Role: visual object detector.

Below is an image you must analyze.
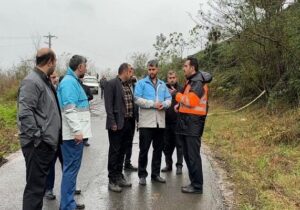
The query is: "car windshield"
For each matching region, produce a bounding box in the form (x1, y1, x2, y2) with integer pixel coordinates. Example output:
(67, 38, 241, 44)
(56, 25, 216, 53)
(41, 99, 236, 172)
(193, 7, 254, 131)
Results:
(83, 78, 98, 83)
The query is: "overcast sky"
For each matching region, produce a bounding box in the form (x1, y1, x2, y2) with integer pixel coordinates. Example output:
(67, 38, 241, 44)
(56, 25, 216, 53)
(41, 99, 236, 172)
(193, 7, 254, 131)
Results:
(0, 0, 208, 73)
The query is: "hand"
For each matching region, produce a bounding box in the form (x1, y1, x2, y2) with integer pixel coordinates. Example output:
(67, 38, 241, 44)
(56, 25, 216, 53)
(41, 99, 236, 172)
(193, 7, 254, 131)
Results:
(74, 133, 83, 144)
(174, 104, 179, 113)
(169, 86, 177, 95)
(111, 124, 117, 131)
(154, 102, 163, 110)
(158, 104, 164, 110)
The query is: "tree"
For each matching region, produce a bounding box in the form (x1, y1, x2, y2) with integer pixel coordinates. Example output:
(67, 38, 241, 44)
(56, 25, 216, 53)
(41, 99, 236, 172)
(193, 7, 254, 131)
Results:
(192, 0, 300, 107)
(130, 52, 149, 78)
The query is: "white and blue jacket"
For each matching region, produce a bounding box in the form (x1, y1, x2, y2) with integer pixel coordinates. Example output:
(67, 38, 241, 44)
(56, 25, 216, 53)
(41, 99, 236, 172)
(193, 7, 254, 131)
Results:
(57, 68, 92, 140)
(134, 76, 171, 128)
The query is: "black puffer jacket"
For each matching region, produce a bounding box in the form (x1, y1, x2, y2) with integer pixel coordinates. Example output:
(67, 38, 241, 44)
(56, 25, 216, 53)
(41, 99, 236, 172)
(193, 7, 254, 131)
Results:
(176, 71, 212, 137)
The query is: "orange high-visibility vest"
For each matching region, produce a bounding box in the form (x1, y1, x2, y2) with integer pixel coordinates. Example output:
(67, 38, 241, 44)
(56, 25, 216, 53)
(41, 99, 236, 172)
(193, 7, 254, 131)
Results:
(176, 84, 208, 116)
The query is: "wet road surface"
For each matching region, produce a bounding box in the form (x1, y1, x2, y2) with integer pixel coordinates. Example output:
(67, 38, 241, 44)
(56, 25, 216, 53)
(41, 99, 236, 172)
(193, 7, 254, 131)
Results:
(0, 96, 226, 210)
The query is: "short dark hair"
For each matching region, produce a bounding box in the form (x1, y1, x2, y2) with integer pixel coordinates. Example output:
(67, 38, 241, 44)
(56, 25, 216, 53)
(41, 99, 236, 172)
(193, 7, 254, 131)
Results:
(36, 51, 56, 66)
(118, 63, 129, 75)
(69, 55, 87, 71)
(147, 59, 159, 68)
(186, 57, 199, 72)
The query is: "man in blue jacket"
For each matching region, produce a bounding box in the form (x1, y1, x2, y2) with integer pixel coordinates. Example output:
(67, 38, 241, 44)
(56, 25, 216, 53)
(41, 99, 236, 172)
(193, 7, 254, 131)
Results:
(134, 60, 171, 185)
(57, 55, 92, 210)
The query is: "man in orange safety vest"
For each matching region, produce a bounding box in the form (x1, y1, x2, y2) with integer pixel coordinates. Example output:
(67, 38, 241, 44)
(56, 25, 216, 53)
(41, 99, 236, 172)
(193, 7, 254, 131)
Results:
(175, 57, 212, 194)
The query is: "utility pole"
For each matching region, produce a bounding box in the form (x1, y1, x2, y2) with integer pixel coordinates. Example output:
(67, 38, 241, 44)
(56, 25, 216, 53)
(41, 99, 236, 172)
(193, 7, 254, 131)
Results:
(44, 33, 57, 48)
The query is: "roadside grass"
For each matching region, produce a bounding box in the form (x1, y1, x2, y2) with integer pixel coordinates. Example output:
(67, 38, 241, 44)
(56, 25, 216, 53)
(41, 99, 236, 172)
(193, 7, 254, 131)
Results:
(204, 103, 300, 210)
(0, 102, 18, 165)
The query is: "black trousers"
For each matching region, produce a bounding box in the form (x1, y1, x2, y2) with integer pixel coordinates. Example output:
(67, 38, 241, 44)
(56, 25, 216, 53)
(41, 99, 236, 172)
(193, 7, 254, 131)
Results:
(22, 141, 56, 210)
(163, 126, 183, 167)
(124, 121, 135, 166)
(108, 118, 134, 183)
(179, 135, 203, 189)
(138, 128, 164, 178)
(101, 88, 104, 99)
(177, 120, 205, 189)
(46, 145, 63, 190)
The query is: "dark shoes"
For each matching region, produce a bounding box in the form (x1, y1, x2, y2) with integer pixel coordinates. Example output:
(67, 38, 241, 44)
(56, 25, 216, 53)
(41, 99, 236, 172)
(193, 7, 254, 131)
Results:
(75, 203, 85, 209)
(75, 189, 81, 195)
(139, 177, 146, 186)
(124, 164, 138, 172)
(161, 166, 172, 172)
(44, 189, 56, 200)
(117, 177, 132, 187)
(181, 184, 203, 194)
(151, 176, 166, 183)
(176, 167, 182, 175)
(83, 142, 90, 147)
(108, 182, 122, 192)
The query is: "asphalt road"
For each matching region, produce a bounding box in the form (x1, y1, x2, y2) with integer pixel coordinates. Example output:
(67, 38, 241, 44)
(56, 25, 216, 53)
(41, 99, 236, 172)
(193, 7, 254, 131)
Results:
(0, 96, 226, 210)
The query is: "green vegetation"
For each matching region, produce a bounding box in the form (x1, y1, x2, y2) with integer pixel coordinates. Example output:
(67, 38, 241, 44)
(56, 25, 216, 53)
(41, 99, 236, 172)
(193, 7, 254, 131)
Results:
(131, 1, 300, 209)
(0, 65, 23, 164)
(0, 103, 18, 164)
(194, 1, 300, 110)
(204, 103, 300, 209)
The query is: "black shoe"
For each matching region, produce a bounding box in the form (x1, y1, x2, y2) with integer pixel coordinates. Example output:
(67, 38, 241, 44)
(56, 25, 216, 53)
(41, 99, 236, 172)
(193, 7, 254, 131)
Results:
(124, 164, 138, 172)
(75, 189, 81, 195)
(181, 185, 203, 194)
(139, 177, 146, 186)
(161, 166, 172, 172)
(151, 176, 166, 183)
(84, 142, 90, 147)
(75, 203, 85, 209)
(117, 177, 132, 187)
(44, 189, 56, 200)
(108, 183, 122, 192)
(176, 167, 182, 175)
(181, 184, 192, 189)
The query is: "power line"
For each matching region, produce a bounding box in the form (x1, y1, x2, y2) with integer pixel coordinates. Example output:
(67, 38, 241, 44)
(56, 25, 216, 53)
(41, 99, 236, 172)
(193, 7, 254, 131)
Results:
(43, 33, 57, 48)
(0, 36, 36, 40)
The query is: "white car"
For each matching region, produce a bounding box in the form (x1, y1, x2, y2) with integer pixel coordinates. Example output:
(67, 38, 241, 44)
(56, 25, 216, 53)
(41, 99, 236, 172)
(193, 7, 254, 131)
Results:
(83, 76, 99, 94)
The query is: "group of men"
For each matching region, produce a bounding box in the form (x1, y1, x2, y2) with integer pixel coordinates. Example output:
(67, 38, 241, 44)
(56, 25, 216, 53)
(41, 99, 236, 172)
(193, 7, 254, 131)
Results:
(103, 58, 212, 195)
(18, 48, 91, 210)
(17, 47, 212, 210)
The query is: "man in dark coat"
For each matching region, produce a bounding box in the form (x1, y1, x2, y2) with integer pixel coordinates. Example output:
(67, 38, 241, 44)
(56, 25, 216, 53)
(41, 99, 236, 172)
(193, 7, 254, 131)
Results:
(100, 76, 107, 99)
(104, 63, 135, 192)
(175, 57, 212, 194)
(161, 70, 183, 175)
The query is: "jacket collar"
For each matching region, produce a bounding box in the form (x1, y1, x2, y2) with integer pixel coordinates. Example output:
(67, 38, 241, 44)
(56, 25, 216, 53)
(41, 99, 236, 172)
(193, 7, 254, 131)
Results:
(188, 72, 204, 82)
(34, 67, 49, 83)
(145, 75, 162, 85)
(66, 67, 79, 81)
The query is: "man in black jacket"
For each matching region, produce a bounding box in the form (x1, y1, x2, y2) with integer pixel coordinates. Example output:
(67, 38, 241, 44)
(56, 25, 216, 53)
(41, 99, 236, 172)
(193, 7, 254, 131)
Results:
(175, 57, 212, 194)
(104, 63, 135, 192)
(100, 76, 107, 99)
(161, 70, 183, 175)
(18, 48, 62, 210)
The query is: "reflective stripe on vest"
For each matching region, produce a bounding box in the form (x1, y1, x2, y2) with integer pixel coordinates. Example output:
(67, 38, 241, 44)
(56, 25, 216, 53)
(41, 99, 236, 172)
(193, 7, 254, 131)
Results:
(179, 84, 208, 116)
